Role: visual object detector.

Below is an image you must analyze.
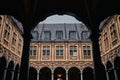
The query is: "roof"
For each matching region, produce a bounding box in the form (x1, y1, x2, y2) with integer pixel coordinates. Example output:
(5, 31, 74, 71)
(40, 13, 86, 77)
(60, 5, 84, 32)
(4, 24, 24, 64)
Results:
(31, 23, 91, 42)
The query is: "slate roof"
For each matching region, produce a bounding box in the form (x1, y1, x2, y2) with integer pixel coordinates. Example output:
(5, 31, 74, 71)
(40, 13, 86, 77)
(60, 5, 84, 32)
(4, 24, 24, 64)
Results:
(31, 23, 91, 42)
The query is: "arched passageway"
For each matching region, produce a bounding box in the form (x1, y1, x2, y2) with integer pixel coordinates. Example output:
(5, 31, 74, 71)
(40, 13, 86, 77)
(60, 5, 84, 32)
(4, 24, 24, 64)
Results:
(0, 56, 7, 80)
(13, 64, 20, 80)
(83, 67, 94, 80)
(54, 67, 66, 80)
(5, 61, 14, 80)
(114, 56, 120, 80)
(68, 67, 81, 80)
(29, 67, 37, 80)
(39, 67, 52, 80)
(106, 61, 115, 80)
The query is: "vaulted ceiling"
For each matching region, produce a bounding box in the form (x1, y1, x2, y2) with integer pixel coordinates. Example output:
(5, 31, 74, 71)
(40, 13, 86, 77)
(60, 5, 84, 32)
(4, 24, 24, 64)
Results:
(0, 0, 120, 32)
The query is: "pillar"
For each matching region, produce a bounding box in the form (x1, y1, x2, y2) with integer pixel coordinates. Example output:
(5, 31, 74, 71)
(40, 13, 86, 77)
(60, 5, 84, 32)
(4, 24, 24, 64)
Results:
(3, 67, 7, 80)
(90, 29, 107, 80)
(66, 70, 68, 80)
(37, 70, 39, 80)
(19, 28, 32, 80)
(81, 70, 83, 80)
(52, 70, 54, 80)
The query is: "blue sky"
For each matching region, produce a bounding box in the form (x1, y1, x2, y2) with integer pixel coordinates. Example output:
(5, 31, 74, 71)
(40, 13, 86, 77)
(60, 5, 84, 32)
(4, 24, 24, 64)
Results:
(40, 15, 81, 24)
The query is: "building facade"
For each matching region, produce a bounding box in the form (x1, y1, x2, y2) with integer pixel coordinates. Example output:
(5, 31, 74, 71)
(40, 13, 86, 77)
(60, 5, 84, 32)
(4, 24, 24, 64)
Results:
(29, 23, 94, 80)
(1, 14, 120, 80)
(99, 15, 120, 80)
(0, 15, 23, 80)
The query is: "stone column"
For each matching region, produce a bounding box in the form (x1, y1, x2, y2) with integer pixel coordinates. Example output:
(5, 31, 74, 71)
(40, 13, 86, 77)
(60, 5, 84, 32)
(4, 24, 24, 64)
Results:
(3, 67, 7, 80)
(113, 68, 118, 80)
(52, 70, 54, 80)
(66, 70, 68, 80)
(37, 70, 39, 80)
(11, 69, 15, 80)
(81, 70, 83, 80)
(90, 29, 107, 80)
(19, 28, 32, 80)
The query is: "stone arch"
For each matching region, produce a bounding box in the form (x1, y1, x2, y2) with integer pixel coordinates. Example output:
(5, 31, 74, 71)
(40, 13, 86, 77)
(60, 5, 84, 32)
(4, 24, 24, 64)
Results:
(54, 67, 66, 80)
(106, 60, 115, 80)
(39, 67, 52, 80)
(0, 56, 7, 80)
(13, 64, 20, 80)
(114, 56, 120, 80)
(5, 60, 14, 80)
(29, 67, 37, 80)
(83, 67, 94, 80)
(68, 67, 81, 80)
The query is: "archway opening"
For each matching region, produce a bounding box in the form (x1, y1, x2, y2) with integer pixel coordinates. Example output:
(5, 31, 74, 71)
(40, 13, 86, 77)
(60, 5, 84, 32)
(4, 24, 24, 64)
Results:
(54, 67, 66, 80)
(83, 67, 94, 80)
(114, 56, 120, 80)
(39, 67, 52, 80)
(0, 56, 7, 80)
(29, 67, 37, 80)
(5, 61, 14, 80)
(68, 67, 81, 80)
(106, 61, 115, 80)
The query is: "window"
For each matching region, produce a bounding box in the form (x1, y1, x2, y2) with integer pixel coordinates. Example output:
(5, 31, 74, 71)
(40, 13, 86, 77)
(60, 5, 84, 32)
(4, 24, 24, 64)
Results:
(12, 32, 17, 46)
(32, 31, 39, 40)
(56, 31, 63, 40)
(44, 31, 51, 40)
(43, 46, 50, 56)
(110, 24, 117, 46)
(104, 32, 109, 50)
(56, 46, 63, 56)
(4, 24, 11, 40)
(81, 31, 89, 40)
(83, 46, 91, 58)
(29, 46, 37, 56)
(69, 46, 77, 56)
(69, 31, 76, 40)
(18, 39, 22, 55)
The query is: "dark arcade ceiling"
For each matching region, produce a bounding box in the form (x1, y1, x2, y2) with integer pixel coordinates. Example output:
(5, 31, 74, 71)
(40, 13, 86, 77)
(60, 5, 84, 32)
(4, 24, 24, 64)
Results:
(0, 0, 120, 32)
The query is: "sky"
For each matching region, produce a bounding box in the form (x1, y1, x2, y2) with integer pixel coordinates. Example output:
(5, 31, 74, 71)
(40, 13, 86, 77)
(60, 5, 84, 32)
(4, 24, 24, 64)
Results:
(40, 15, 81, 24)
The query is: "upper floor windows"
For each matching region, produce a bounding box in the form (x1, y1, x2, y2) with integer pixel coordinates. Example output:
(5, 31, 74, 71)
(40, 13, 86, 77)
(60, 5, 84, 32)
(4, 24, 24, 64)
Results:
(83, 46, 91, 59)
(104, 32, 109, 50)
(29, 46, 37, 56)
(56, 46, 63, 56)
(110, 24, 117, 46)
(56, 31, 63, 40)
(81, 31, 89, 40)
(42, 46, 50, 56)
(12, 32, 17, 46)
(4, 24, 11, 40)
(69, 31, 76, 40)
(69, 46, 77, 56)
(44, 31, 51, 40)
(32, 31, 39, 40)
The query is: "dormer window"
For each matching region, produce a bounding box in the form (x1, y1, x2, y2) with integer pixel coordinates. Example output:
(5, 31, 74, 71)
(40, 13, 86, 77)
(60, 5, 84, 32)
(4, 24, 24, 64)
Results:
(56, 31, 63, 40)
(44, 31, 51, 40)
(69, 31, 76, 40)
(81, 31, 89, 40)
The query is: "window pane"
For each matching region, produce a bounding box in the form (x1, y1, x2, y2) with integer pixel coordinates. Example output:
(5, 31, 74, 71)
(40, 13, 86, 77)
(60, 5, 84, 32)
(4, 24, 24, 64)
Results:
(44, 31, 51, 40)
(56, 31, 63, 40)
(69, 31, 76, 39)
